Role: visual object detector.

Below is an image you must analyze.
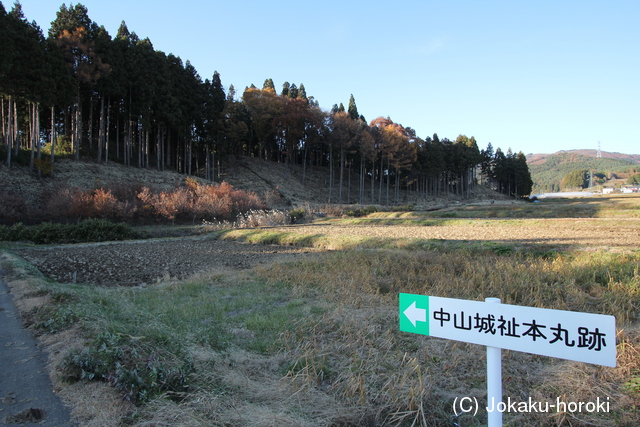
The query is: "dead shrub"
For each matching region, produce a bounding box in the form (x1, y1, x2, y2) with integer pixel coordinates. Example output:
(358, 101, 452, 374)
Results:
(231, 187, 266, 213)
(0, 188, 28, 224)
(54, 188, 126, 220)
(109, 181, 144, 202)
(183, 178, 265, 222)
(91, 189, 123, 218)
(45, 187, 75, 220)
(189, 192, 232, 221)
(67, 188, 94, 219)
(138, 187, 190, 224)
(264, 186, 285, 207)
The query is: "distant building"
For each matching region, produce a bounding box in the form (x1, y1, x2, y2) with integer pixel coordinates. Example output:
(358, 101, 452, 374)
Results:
(602, 188, 617, 194)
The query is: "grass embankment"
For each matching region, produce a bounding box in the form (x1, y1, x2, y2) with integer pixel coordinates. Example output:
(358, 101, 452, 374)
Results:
(2, 195, 640, 426)
(335, 194, 640, 221)
(5, 247, 639, 426)
(0, 219, 141, 244)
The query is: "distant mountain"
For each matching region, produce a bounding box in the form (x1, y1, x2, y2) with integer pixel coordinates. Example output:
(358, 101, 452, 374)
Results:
(527, 150, 640, 165)
(526, 150, 640, 193)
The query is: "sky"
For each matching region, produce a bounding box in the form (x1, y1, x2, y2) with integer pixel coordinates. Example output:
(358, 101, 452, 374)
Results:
(13, 0, 640, 156)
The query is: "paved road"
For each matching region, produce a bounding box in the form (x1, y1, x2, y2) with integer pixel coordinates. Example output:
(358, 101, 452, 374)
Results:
(0, 270, 73, 426)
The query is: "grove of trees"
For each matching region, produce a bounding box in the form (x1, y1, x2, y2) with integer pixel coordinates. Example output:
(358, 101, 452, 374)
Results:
(1, 2, 533, 204)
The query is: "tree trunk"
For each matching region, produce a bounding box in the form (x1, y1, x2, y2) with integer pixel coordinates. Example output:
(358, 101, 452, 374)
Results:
(6, 96, 13, 167)
(50, 106, 56, 163)
(35, 104, 41, 176)
(160, 127, 165, 171)
(395, 166, 400, 205)
(166, 131, 171, 170)
(1, 97, 4, 149)
(144, 129, 149, 169)
(97, 96, 105, 163)
(386, 158, 390, 206)
(116, 114, 120, 161)
(183, 138, 187, 174)
(13, 98, 19, 157)
(328, 143, 334, 203)
(212, 148, 216, 182)
(347, 161, 351, 204)
(302, 145, 307, 186)
(74, 95, 82, 161)
(205, 144, 210, 180)
(188, 138, 192, 175)
(89, 96, 94, 152)
(157, 126, 162, 171)
(339, 146, 345, 204)
(29, 102, 35, 172)
(105, 98, 110, 164)
(359, 157, 364, 204)
(124, 119, 130, 166)
(137, 121, 142, 167)
(371, 161, 375, 204)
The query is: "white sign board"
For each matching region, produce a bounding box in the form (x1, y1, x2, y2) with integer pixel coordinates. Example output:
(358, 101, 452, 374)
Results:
(399, 293, 616, 367)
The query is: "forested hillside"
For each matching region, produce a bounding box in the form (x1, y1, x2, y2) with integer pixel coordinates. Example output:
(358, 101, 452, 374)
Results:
(528, 151, 640, 193)
(1, 2, 533, 207)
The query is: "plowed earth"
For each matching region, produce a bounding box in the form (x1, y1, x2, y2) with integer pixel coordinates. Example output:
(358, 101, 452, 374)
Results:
(15, 238, 314, 286)
(14, 218, 640, 287)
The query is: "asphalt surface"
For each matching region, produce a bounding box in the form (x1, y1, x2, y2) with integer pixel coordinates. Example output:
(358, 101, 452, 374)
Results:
(0, 270, 73, 426)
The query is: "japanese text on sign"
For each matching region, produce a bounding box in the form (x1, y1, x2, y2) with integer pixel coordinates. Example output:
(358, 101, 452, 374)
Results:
(432, 307, 608, 351)
(399, 294, 616, 367)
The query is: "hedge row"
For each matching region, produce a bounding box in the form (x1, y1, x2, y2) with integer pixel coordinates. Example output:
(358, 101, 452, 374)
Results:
(0, 219, 141, 244)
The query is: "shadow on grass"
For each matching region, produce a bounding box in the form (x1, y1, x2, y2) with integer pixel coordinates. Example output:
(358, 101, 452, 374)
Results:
(217, 228, 569, 258)
(352, 196, 640, 221)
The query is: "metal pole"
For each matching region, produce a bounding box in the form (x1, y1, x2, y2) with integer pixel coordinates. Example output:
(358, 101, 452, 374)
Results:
(486, 297, 502, 427)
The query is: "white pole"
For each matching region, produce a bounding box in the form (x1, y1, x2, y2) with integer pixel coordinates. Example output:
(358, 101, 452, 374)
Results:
(486, 297, 502, 427)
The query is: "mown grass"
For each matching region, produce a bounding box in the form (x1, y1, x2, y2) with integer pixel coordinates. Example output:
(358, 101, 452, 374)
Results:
(335, 195, 640, 221)
(217, 227, 570, 258)
(3, 195, 640, 426)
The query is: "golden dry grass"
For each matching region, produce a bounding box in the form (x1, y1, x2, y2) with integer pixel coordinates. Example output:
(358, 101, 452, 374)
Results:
(2, 195, 640, 426)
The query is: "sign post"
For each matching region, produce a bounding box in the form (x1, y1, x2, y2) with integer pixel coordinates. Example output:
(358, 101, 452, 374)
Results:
(399, 293, 616, 426)
(485, 298, 502, 427)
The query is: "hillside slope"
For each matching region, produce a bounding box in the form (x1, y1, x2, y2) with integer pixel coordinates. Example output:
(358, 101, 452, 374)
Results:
(0, 156, 509, 224)
(527, 149, 640, 165)
(527, 150, 640, 192)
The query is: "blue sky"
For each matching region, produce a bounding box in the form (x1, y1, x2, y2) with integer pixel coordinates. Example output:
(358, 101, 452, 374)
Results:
(15, 0, 640, 156)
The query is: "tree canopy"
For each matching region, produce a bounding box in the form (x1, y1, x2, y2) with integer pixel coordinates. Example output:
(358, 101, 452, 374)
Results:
(0, 1, 533, 201)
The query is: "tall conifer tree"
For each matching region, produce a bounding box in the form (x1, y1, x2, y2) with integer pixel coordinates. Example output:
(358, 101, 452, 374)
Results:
(281, 81, 290, 97)
(347, 94, 359, 120)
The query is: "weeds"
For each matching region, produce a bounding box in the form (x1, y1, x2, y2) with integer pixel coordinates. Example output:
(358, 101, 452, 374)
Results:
(0, 219, 140, 244)
(255, 249, 640, 425)
(4, 196, 640, 426)
(200, 209, 291, 231)
(33, 306, 78, 334)
(60, 331, 192, 404)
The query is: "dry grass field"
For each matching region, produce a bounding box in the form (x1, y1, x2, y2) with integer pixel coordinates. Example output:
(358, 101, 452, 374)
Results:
(1, 195, 639, 426)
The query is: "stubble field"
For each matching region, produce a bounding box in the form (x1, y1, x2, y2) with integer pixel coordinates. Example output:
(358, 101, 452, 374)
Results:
(14, 214, 640, 287)
(2, 195, 640, 426)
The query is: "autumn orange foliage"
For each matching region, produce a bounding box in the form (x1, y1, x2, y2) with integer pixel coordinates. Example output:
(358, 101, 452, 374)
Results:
(138, 178, 266, 223)
(20, 179, 267, 225)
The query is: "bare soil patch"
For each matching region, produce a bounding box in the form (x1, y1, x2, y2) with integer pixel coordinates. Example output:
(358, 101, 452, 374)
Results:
(14, 238, 315, 286)
(13, 216, 640, 287)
